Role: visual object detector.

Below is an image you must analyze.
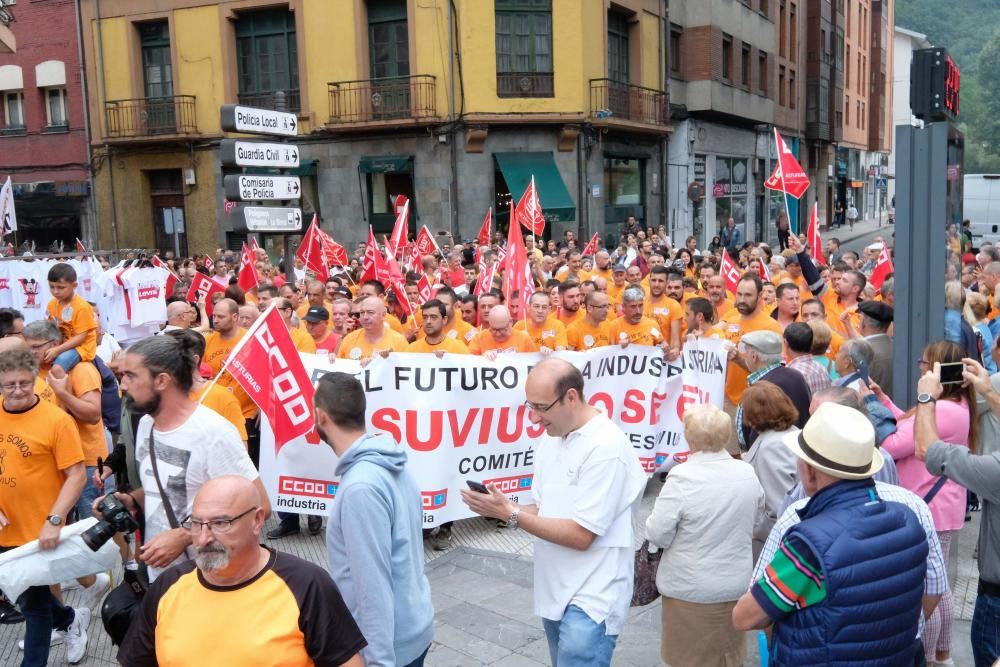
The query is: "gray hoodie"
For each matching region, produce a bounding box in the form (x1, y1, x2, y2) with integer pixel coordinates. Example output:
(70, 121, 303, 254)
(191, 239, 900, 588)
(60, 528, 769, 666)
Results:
(325, 432, 434, 667)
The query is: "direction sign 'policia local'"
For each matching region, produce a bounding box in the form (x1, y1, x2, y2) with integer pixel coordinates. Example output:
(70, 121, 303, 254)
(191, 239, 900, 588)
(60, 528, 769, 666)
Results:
(220, 104, 298, 137)
(220, 139, 300, 169)
(224, 175, 301, 201)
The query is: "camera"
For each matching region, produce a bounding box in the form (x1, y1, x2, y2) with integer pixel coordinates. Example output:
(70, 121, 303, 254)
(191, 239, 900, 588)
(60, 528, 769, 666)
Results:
(81, 495, 139, 552)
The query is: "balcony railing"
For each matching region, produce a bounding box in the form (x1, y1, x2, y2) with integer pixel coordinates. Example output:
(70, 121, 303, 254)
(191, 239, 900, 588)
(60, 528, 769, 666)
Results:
(589, 79, 669, 126)
(104, 95, 197, 139)
(237, 89, 300, 113)
(328, 75, 437, 125)
(497, 72, 554, 98)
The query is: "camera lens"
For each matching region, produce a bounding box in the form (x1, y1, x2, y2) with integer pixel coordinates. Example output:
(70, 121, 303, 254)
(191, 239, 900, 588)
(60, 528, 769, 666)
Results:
(81, 520, 116, 552)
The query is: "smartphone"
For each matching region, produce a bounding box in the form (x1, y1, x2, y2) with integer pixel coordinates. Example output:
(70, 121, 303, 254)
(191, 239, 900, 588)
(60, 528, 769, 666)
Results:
(466, 480, 489, 494)
(940, 362, 965, 384)
(857, 359, 870, 387)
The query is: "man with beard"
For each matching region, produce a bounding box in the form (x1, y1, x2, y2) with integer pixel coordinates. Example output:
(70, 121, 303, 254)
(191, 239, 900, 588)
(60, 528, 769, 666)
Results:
(716, 274, 783, 406)
(95, 336, 267, 582)
(557, 280, 584, 327)
(117, 476, 365, 667)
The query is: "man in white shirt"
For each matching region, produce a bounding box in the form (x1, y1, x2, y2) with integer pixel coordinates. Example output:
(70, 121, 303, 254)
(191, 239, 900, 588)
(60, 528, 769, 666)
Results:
(461, 358, 646, 667)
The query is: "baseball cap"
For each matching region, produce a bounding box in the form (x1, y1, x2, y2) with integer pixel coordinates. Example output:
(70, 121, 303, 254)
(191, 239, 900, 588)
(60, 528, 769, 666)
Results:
(304, 306, 330, 322)
(612, 263, 627, 272)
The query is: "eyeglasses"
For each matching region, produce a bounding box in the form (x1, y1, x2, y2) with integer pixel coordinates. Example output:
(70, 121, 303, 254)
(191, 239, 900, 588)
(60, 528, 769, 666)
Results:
(917, 358, 929, 367)
(0, 380, 33, 392)
(525, 388, 570, 413)
(587, 303, 610, 310)
(180, 507, 259, 534)
(27, 341, 52, 351)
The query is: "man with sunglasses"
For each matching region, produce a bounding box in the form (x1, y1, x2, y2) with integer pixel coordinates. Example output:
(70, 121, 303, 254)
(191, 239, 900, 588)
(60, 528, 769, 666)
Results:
(118, 476, 365, 666)
(461, 359, 646, 667)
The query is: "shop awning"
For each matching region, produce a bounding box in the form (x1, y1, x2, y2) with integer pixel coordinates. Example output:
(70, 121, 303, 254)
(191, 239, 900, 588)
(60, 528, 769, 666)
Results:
(359, 155, 412, 173)
(494, 151, 576, 223)
(850, 180, 865, 188)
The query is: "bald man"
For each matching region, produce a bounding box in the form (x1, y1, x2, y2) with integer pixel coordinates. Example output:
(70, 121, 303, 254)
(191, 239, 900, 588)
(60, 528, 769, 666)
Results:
(118, 477, 366, 667)
(237, 303, 259, 330)
(336, 296, 408, 363)
(461, 359, 645, 667)
(164, 301, 192, 331)
(467, 305, 538, 357)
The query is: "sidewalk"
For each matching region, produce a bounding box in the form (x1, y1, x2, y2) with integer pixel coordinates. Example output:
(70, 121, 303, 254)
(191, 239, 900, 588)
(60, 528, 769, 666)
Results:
(822, 213, 893, 247)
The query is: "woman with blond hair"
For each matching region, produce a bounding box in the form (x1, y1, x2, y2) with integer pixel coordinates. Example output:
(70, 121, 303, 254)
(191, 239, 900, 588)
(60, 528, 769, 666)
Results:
(965, 291, 997, 372)
(645, 404, 764, 667)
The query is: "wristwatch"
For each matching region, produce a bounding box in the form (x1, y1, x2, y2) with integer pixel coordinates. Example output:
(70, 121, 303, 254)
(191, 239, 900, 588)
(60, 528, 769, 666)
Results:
(508, 509, 520, 529)
(917, 393, 937, 405)
(46, 514, 63, 526)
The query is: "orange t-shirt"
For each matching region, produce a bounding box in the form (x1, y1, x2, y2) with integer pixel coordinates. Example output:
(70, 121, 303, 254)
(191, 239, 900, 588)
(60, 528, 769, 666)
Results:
(0, 397, 84, 546)
(557, 309, 584, 328)
(608, 316, 664, 347)
(716, 308, 784, 404)
(566, 318, 611, 351)
(46, 294, 98, 362)
(419, 316, 476, 345)
(644, 295, 683, 342)
(406, 336, 470, 354)
(711, 294, 736, 320)
(467, 329, 538, 355)
(821, 290, 861, 336)
(337, 327, 409, 362)
(39, 363, 105, 467)
(289, 326, 317, 353)
(204, 328, 257, 419)
(514, 317, 568, 350)
(192, 383, 249, 442)
(607, 282, 628, 307)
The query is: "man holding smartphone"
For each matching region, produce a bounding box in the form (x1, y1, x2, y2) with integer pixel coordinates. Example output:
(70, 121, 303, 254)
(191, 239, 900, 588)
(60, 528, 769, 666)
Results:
(461, 358, 646, 667)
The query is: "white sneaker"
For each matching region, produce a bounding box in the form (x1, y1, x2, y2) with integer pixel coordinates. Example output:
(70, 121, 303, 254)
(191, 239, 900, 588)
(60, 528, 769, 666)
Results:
(63, 607, 90, 664)
(16, 630, 65, 650)
(77, 572, 111, 611)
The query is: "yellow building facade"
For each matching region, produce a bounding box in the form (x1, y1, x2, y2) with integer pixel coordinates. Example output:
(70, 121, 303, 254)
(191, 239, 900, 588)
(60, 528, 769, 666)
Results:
(81, 0, 671, 254)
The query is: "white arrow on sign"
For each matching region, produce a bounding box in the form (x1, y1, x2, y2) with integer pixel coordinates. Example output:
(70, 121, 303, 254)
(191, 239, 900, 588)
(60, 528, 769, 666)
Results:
(224, 175, 300, 201)
(220, 139, 300, 168)
(244, 207, 303, 232)
(220, 104, 298, 137)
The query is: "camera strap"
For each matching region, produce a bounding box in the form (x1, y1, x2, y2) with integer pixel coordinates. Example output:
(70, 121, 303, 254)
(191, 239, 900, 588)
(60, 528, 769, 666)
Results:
(148, 428, 181, 531)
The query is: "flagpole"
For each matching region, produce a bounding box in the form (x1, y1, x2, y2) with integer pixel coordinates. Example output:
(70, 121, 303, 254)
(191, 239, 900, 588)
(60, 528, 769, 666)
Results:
(198, 303, 277, 404)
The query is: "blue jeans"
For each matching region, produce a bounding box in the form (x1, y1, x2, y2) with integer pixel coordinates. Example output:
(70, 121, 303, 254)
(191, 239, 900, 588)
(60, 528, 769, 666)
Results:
(972, 591, 1000, 667)
(542, 604, 618, 667)
(52, 348, 81, 373)
(74, 466, 100, 522)
(17, 585, 74, 667)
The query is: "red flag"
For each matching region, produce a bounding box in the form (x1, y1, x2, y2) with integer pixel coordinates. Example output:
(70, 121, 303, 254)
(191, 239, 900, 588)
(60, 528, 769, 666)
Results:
(758, 258, 772, 283)
(475, 260, 499, 296)
(387, 197, 409, 258)
(807, 202, 826, 266)
(295, 215, 329, 282)
(186, 271, 226, 315)
(152, 255, 179, 297)
(514, 176, 546, 236)
(223, 307, 316, 454)
(75, 238, 87, 253)
(316, 229, 348, 267)
(250, 237, 261, 252)
(237, 243, 261, 291)
(414, 225, 439, 257)
(503, 202, 534, 318)
(720, 250, 742, 296)
(416, 274, 433, 304)
(476, 209, 492, 248)
(203, 255, 215, 270)
(405, 241, 422, 274)
(764, 129, 811, 199)
(581, 232, 600, 257)
(869, 244, 894, 290)
(359, 226, 380, 283)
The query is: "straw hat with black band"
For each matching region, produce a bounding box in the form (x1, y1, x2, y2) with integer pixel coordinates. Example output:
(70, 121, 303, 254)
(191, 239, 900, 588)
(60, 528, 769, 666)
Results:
(782, 402, 883, 480)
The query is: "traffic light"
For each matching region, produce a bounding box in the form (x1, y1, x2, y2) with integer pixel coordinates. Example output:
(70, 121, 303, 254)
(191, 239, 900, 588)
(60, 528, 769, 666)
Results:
(911, 48, 960, 123)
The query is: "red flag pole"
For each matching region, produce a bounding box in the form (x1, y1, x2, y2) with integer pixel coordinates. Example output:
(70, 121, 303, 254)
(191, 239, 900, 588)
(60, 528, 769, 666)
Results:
(197, 303, 279, 403)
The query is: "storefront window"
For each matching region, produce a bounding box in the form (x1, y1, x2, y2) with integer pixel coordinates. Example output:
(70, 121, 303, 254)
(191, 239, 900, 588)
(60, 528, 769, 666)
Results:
(604, 158, 643, 206)
(713, 157, 749, 233)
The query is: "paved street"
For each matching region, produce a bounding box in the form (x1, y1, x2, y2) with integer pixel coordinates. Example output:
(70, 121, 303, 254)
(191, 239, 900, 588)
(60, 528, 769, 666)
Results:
(2, 471, 980, 666)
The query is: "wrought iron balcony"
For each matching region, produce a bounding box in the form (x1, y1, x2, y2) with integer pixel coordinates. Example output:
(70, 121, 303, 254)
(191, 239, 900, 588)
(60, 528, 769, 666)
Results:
(237, 89, 300, 113)
(104, 95, 197, 139)
(589, 79, 669, 127)
(327, 75, 437, 125)
(497, 72, 554, 98)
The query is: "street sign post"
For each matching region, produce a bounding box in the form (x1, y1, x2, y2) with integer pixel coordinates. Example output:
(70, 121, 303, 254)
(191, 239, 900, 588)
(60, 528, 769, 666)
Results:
(220, 139, 300, 169)
(244, 207, 303, 232)
(224, 175, 301, 201)
(220, 104, 298, 137)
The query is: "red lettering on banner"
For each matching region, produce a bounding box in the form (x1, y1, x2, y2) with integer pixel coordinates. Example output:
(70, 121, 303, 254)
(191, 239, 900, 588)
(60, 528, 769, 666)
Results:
(372, 406, 543, 450)
(477, 407, 494, 444)
(372, 409, 401, 442)
(483, 474, 533, 494)
(278, 475, 338, 498)
(589, 392, 613, 414)
(448, 409, 479, 447)
(406, 409, 442, 452)
(638, 457, 657, 472)
(620, 389, 645, 424)
(496, 406, 527, 443)
(137, 285, 159, 301)
(0, 278, 10, 290)
(676, 384, 708, 421)
(650, 392, 666, 426)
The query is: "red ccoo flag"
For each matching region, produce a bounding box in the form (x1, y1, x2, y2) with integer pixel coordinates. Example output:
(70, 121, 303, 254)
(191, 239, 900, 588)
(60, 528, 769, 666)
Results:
(219, 306, 316, 455)
(249, 236, 261, 252)
(295, 215, 329, 282)
(720, 250, 743, 296)
(386, 197, 409, 258)
(416, 274, 433, 304)
(413, 224, 440, 258)
(869, 243, 894, 290)
(359, 226, 380, 283)
(581, 232, 600, 257)
(237, 243, 261, 291)
(514, 176, 546, 236)
(758, 257, 772, 283)
(807, 203, 825, 266)
(186, 271, 226, 316)
(476, 209, 493, 248)
(503, 202, 534, 318)
(764, 129, 811, 199)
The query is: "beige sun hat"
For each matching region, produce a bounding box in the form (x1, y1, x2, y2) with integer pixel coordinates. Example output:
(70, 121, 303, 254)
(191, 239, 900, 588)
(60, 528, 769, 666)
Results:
(782, 402, 883, 480)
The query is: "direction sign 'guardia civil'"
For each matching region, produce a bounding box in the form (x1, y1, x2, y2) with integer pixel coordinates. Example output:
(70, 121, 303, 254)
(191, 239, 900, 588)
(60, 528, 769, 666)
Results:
(224, 174, 301, 202)
(244, 206, 303, 232)
(220, 104, 298, 137)
(220, 139, 300, 169)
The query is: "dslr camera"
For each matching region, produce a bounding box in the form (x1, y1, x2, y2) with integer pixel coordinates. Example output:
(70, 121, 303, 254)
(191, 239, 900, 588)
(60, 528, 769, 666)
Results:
(82, 495, 139, 552)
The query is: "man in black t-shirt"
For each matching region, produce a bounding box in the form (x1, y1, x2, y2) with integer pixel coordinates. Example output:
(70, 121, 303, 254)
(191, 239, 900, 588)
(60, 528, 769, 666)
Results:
(118, 476, 366, 666)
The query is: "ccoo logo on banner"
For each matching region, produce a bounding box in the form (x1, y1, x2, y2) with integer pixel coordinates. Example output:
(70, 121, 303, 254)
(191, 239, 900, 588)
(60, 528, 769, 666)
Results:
(259, 337, 728, 525)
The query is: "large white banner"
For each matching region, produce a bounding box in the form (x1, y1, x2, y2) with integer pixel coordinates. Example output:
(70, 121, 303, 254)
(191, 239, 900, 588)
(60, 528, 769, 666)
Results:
(260, 338, 728, 526)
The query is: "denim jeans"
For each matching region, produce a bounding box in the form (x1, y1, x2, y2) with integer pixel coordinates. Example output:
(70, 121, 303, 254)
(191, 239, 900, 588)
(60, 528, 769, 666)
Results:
(74, 466, 100, 522)
(542, 604, 618, 667)
(17, 585, 74, 667)
(971, 591, 1000, 667)
(52, 348, 81, 373)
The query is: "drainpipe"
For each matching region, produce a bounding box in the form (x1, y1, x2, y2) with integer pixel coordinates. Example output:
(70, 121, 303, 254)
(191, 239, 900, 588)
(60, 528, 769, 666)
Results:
(75, 0, 99, 249)
(447, 0, 458, 238)
(94, 0, 120, 252)
(662, 0, 671, 240)
(577, 132, 586, 240)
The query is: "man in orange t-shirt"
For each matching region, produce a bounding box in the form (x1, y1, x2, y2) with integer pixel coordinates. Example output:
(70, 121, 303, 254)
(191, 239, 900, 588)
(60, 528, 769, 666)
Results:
(705, 274, 736, 320)
(337, 297, 409, 362)
(468, 306, 537, 357)
(556, 280, 584, 328)
(204, 299, 259, 462)
(643, 267, 682, 356)
(407, 299, 470, 355)
(608, 286, 666, 348)
(567, 292, 612, 351)
(715, 273, 783, 405)
(515, 292, 568, 352)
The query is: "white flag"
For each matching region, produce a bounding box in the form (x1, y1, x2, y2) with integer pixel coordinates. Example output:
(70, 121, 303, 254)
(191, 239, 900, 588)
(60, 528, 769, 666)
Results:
(0, 176, 17, 236)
